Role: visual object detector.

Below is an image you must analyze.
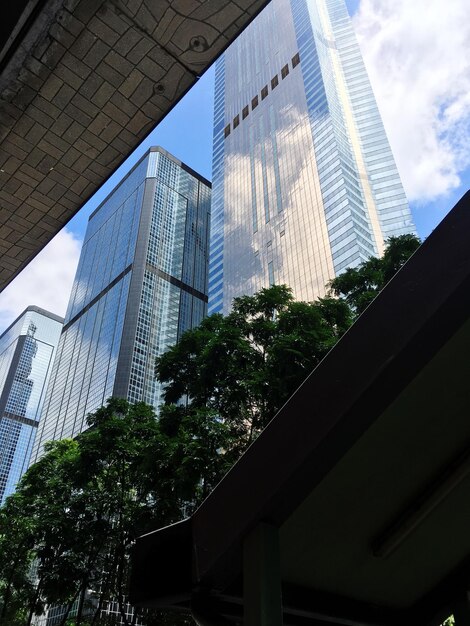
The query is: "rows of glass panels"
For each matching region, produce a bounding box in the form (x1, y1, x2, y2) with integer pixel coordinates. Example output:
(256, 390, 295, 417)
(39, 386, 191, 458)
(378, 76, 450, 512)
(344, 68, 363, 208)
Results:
(209, 0, 415, 316)
(294, 0, 381, 272)
(31, 274, 130, 463)
(65, 160, 145, 324)
(0, 310, 62, 503)
(208, 57, 227, 314)
(324, 0, 414, 237)
(210, 0, 337, 314)
(33, 151, 211, 463)
(129, 152, 210, 409)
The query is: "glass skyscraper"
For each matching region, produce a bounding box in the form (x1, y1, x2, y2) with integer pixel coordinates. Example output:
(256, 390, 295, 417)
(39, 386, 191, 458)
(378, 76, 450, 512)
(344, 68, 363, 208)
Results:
(0, 306, 63, 505)
(31, 147, 211, 464)
(209, 0, 416, 314)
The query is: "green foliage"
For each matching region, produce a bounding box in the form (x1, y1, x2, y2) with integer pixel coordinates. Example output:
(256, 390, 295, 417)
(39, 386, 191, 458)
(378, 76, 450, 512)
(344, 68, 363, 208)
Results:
(156, 284, 353, 452)
(1, 235, 420, 625)
(0, 493, 39, 623)
(0, 399, 203, 626)
(156, 235, 420, 486)
(328, 234, 421, 314)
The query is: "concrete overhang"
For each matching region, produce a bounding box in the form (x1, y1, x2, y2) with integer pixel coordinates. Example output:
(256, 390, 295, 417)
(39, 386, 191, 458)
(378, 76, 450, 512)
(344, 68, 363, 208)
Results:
(0, 0, 271, 291)
(130, 191, 470, 625)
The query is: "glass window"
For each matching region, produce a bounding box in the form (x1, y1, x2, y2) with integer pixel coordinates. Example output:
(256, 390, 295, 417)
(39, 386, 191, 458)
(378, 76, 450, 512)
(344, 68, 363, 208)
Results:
(242, 105, 249, 119)
(224, 124, 231, 138)
(261, 85, 268, 100)
(268, 261, 274, 285)
(233, 114, 240, 129)
(281, 64, 289, 79)
(251, 95, 259, 110)
(292, 52, 300, 68)
(271, 74, 279, 90)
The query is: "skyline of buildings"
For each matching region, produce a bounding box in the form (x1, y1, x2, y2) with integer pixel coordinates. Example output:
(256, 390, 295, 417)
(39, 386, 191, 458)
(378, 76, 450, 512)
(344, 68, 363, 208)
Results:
(0, 306, 63, 505)
(0, 3, 467, 625)
(1, 0, 468, 339)
(31, 147, 211, 465)
(208, 0, 416, 315)
(2, 0, 419, 495)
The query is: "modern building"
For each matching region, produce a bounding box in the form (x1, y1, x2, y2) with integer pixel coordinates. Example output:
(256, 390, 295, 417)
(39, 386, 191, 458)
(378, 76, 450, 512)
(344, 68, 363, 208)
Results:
(209, 0, 416, 315)
(31, 147, 211, 465)
(0, 306, 63, 505)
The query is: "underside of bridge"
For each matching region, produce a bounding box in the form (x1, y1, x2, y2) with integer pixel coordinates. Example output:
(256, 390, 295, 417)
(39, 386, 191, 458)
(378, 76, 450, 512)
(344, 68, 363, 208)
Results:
(0, 0, 270, 291)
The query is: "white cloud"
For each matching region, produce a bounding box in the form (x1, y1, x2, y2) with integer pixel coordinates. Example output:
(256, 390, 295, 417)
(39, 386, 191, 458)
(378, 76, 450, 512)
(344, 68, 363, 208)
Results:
(0, 228, 82, 333)
(353, 0, 470, 202)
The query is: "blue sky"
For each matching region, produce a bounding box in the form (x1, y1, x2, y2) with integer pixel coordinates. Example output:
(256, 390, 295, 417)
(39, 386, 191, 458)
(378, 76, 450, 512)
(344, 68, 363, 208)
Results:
(1, 0, 469, 331)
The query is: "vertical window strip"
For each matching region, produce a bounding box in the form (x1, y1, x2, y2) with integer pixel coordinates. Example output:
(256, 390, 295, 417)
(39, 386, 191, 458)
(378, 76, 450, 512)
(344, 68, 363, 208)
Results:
(249, 125, 258, 233)
(259, 117, 270, 224)
(269, 105, 283, 214)
(268, 261, 275, 286)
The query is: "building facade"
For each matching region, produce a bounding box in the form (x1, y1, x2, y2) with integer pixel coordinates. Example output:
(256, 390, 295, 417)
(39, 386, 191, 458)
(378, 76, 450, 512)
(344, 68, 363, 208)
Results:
(209, 0, 416, 314)
(0, 307, 63, 505)
(31, 147, 211, 465)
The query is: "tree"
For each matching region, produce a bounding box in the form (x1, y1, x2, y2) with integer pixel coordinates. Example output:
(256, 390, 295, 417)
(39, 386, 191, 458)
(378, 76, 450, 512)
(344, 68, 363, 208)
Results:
(328, 234, 421, 314)
(157, 235, 420, 471)
(75, 399, 167, 625)
(1, 235, 421, 625)
(0, 493, 39, 624)
(156, 284, 353, 463)
(0, 400, 195, 626)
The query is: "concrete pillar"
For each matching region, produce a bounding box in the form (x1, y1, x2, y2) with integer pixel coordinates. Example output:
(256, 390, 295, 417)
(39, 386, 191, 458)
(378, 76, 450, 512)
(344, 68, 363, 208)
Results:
(243, 522, 283, 626)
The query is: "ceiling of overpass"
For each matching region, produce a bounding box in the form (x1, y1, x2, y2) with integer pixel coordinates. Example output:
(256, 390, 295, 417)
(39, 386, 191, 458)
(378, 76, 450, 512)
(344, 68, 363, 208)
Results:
(0, 0, 270, 292)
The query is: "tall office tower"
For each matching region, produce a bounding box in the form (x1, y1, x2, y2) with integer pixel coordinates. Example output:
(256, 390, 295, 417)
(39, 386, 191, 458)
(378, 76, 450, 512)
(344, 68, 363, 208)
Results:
(0, 307, 62, 505)
(209, 0, 416, 314)
(31, 147, 210, 465)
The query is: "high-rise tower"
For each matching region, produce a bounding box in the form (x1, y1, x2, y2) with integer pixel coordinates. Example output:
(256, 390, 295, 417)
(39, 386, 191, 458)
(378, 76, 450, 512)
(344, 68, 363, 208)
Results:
(209, 0, 415, 314)
(31, 147, 211, 464)
(0, 306, 62, 504)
